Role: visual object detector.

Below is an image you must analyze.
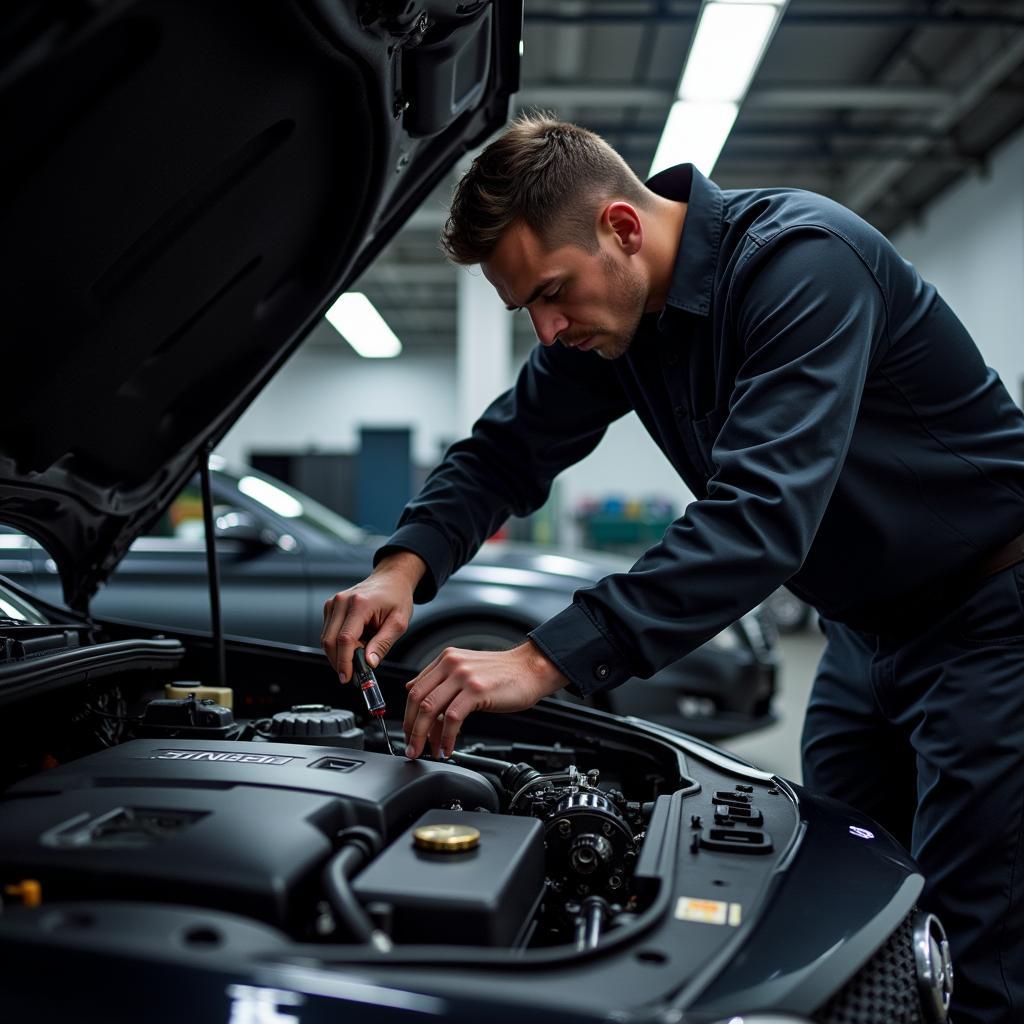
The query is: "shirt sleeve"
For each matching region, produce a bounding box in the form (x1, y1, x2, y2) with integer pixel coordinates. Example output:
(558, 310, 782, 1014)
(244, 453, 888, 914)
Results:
(530, 227, 890, 696)
(374, 338, 632, 603)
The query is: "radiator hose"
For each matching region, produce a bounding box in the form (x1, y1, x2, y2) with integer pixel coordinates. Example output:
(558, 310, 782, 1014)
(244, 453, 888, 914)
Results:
(322, 826, 390, 950)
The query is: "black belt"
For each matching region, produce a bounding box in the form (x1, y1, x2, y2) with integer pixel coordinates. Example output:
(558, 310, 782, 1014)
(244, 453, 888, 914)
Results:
(976, 530, 1024, 582)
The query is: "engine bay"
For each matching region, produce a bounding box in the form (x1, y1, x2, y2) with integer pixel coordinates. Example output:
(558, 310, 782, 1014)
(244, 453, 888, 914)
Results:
(6, 628, 911, 1024)
(0, 685, 695, 955)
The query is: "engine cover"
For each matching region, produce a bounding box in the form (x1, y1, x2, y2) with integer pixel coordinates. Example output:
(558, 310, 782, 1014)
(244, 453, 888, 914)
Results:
(0, 740, 498, 931)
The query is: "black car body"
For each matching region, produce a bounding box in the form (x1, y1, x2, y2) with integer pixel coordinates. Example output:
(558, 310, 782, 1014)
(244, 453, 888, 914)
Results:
(2, 460, 778, 738)
(0, 3, 950, 1022)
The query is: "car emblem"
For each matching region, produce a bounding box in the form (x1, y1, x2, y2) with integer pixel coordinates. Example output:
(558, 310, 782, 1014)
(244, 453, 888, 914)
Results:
(848, 826, 874, 839)
(913, 911, 954, 1022)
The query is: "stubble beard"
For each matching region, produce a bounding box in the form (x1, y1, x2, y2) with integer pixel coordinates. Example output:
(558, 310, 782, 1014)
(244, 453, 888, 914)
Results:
(593, 253, 647, 360)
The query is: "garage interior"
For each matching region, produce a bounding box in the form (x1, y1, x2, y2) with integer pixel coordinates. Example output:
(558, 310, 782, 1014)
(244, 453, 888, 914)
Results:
(210, 0, 1024, 777)
(4, 3, 1024, 1020)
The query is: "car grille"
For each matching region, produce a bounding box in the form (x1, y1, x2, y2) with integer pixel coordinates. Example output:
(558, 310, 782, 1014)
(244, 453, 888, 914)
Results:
(814, 912, 923, 1024)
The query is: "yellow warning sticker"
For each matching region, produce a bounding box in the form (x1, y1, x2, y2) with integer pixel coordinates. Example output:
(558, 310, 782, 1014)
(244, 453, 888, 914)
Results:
(675, 897, 742, 926)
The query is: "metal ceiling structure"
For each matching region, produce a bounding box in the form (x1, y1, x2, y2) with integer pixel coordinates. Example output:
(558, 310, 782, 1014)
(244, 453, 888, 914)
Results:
(332, 0, 1024, 357)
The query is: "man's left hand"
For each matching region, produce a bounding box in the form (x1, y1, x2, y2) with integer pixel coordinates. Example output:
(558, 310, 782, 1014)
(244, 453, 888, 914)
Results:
(403, 641, 568, 759)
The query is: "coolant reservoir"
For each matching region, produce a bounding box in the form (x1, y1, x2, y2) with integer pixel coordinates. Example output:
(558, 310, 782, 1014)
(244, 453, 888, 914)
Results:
(165, 682, 233, 709)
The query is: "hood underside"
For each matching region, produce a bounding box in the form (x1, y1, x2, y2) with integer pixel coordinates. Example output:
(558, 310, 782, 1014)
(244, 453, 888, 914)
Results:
(0, 0, 521, 611)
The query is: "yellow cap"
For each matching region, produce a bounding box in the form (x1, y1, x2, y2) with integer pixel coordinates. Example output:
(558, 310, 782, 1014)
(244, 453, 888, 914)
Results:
(413, 823, 481, 853)
(4, 880, 42, 907)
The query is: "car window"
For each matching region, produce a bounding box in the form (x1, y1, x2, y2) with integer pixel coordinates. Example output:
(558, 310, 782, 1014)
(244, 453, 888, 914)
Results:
(0, 581, 48, 624)
(139, 464, 367, 546)
(218, 466, 367, 545)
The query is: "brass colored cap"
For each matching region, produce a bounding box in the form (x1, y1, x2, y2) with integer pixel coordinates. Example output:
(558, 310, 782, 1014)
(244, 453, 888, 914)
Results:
(413, 823, 481, 853)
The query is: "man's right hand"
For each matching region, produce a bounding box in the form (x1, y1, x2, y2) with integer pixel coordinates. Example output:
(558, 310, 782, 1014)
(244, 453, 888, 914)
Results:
(321, 551, 426, 683)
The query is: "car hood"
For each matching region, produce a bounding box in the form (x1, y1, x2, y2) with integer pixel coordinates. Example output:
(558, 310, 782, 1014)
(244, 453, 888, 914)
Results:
(0, 0, 521, 612)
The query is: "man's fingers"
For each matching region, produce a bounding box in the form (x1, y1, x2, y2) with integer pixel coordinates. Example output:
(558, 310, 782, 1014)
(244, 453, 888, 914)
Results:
(406, 649, 445, 689)
(334, 597, 373, 683)
(406, 677, 461, 758)
(364, 611, 408, 669)
(427, 717, 445, 760)
(438, 693, 472, 759)
(320, 597, 351, 673)
(402, 653, 448, 736)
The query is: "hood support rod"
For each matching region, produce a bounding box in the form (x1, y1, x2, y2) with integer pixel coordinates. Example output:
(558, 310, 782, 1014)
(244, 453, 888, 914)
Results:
(199, 447, 226, 687)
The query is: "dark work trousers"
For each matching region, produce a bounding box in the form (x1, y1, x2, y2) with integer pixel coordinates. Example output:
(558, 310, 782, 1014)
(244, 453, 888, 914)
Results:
(801, 563, 1024, 1024)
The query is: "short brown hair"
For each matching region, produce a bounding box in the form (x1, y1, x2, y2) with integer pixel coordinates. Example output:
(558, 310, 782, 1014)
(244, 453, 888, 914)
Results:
(441, 112, 650, 265)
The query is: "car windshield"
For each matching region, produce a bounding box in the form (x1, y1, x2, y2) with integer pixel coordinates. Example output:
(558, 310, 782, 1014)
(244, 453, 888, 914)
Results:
(0, 581, 48, 625)
(211, 458, 367, 545)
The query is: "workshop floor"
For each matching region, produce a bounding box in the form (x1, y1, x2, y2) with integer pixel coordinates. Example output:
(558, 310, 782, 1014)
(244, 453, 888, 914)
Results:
(721, 627, 827, 783)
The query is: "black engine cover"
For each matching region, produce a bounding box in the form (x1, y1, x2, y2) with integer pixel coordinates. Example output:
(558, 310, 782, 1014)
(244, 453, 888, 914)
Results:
(0, 740, 498, 931)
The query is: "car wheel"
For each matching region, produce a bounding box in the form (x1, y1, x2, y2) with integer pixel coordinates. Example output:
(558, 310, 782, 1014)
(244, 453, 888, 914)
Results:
(400, 620, 529, 669)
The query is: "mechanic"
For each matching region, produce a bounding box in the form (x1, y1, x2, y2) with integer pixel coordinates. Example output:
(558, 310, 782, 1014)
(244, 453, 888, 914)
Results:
(321, 113, 1024, 1024)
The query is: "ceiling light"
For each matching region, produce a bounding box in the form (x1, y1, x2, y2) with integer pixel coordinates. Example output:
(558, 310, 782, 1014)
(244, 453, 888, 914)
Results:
(650, 0, 787, 177)
(325, 292, 403, 358)
(679, 2, 779, 102)
(650, 100, 739, 177)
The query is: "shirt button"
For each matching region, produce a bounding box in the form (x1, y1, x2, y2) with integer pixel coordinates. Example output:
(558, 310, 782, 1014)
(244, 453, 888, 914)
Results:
(664, 351, 678, 366)
(594, 663, 610, 681)
(674, 404, 688, 418)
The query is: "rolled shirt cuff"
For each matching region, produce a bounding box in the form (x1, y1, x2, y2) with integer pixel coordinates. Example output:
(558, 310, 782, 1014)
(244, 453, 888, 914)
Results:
(528, 601, 633, 698)
(374, 522, 455, 604)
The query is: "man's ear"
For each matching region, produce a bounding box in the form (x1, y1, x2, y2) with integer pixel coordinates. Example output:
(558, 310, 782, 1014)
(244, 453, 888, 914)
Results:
(601, 201, 643, 255)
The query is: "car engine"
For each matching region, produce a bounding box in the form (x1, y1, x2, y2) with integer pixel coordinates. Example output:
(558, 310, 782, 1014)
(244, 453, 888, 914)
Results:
(0, 694, 659, 952)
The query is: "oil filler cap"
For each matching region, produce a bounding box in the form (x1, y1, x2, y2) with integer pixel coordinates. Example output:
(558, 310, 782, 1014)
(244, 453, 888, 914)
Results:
(413, 824, 481, 853)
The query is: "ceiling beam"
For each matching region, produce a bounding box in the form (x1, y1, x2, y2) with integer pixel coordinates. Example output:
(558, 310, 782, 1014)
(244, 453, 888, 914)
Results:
(842, 31, 1024, 213)
(518, 84, 957, 111)
(744, 86, 957, 110)
(524, 7, 1024, 28)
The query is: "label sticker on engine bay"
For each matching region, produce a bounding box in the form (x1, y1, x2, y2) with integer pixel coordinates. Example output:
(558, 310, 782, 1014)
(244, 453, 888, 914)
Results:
(149, 749, 301, 766)
(675, 897, 743, 927)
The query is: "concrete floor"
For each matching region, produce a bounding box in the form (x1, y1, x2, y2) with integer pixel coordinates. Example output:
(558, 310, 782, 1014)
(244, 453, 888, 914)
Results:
(720, 627, 827, 783)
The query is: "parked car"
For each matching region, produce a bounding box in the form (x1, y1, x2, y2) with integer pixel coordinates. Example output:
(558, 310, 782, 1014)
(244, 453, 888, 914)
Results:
(2, 460, 778, 739)
(0, 2, 951, 1023)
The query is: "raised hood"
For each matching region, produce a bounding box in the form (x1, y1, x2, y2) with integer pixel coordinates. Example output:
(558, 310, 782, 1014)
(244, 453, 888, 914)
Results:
(0, 0, 521, 611)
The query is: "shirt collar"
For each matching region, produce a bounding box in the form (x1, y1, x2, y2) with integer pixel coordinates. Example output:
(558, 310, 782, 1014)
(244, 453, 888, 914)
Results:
(644, 163, 724, 320)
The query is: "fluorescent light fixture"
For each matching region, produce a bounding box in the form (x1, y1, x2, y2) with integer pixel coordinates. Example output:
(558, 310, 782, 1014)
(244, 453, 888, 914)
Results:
(679, 2, 779, 102)
(650, 100, 739, 177)
(325, 292, 402, 358)
(650, 0, 787, 177)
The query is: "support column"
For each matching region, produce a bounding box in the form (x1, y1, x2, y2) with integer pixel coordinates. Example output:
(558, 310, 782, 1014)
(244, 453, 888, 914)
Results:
(456, 267, 513, 437)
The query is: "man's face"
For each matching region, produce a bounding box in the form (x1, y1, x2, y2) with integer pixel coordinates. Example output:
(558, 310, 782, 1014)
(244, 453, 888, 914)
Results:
(481, 220, 648, 360)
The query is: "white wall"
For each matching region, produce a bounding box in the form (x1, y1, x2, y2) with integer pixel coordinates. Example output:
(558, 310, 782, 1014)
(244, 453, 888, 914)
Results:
(218, 343, 458, 468)
(892, 127, 1024, 407)
(221, 337, 693, 547)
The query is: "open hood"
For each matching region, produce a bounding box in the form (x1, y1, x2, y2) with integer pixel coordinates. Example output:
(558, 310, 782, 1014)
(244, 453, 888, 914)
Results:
(0, 0, 521, 612)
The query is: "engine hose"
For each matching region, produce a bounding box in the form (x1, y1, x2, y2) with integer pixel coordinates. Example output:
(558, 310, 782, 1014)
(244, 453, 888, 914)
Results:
(321, 827, 390, 950)
(574, 896, 611, 952)
(446, 751, 543, 806)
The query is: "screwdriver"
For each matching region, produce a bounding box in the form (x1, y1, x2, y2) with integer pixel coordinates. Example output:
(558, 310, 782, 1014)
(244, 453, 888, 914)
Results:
(353, 648, 397, 756)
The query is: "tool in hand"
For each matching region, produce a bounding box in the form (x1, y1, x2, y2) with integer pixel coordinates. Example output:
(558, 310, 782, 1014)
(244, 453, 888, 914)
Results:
(353, 648, 397, 756)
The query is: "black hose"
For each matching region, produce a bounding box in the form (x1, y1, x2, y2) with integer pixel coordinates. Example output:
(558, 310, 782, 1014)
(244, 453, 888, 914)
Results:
(321, 827, 387, 947)
(446, 752, 542, 806)
(447, 750, 515, 776)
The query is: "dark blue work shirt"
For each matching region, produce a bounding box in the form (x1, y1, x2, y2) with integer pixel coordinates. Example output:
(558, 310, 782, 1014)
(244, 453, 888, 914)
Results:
(378, 164, 1024, 697)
